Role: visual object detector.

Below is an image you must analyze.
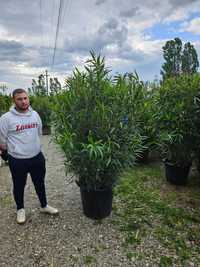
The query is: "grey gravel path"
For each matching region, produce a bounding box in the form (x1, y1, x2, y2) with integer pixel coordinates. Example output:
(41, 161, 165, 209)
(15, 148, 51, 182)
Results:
(0, 136, 134, 267)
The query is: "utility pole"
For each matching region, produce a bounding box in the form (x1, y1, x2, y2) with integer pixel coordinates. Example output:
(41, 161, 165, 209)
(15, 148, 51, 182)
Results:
(45, 69, 49, 95)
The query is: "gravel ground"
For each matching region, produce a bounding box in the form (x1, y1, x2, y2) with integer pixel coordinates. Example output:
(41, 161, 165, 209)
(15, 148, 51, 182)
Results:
(0, 136, 134, 267)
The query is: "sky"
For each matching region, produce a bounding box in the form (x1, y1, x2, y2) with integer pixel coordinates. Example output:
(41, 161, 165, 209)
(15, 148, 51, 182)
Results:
(0, 0, 200, 92)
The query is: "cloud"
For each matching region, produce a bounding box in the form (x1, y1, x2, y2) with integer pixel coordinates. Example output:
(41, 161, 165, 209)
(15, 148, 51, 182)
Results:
(100, 18, 118, 30)
(98, 19, 128, 47)
(181, 18, 200, 35)
(163, 1, 200, 23)
(62, 18, 128, 56)
(95, 0, 107, 6)
(120, 7, 139, 18)
(0, 0, 200, 90)
(169, 0, 198, 7)
(0, 40, 28, 62)
(0, 1, 41, 36)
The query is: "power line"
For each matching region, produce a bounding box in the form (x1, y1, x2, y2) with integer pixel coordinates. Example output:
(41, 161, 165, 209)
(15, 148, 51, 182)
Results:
(51, 0, 63, 69)
(39, 0, 44, 48)
(49, 0, 56, 67)
(60, 0, 71, 29)
(52, 0, 71, 70)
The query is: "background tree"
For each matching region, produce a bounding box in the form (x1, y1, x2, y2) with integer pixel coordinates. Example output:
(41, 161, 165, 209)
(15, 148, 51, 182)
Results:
(182, 42, 199, 74)
(161, 37, 199, 80)
(29, 74, 47, 96)
(49, 77, 62, 95)
(0, 84, 8, 95)
(161, 37, 182, 80)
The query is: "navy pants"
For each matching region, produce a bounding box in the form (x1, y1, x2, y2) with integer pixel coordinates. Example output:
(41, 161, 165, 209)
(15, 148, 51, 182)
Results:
(8, 152, 47, 210)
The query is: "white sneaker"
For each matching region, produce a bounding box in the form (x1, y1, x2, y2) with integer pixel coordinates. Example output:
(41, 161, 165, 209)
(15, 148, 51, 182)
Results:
(17, 208, 26, 224)
(41, 205, 59, 215)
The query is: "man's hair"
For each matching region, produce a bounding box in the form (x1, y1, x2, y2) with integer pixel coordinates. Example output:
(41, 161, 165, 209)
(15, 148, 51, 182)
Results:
(12, 88, 27, 98)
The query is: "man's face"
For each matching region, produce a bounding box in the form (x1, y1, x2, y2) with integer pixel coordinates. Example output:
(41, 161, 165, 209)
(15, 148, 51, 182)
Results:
(13, 92, 30, 111)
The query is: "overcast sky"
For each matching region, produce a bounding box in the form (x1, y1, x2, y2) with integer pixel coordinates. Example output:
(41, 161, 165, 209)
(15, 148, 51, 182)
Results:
(0, 0, 200, 92)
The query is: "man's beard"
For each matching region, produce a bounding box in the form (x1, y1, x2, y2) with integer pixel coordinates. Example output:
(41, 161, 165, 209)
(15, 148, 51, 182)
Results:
(15, 104, 29, 111)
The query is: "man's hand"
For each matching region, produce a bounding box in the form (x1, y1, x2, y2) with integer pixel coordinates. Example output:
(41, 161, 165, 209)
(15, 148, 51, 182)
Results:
(0, 144, 7, 151)
(0, 149, 8, 161)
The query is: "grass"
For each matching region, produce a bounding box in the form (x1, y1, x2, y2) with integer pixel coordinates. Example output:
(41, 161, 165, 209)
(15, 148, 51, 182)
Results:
(0, 194, 12, 208)
(83, 255, 97, 265)
(113, 161, 200, 266)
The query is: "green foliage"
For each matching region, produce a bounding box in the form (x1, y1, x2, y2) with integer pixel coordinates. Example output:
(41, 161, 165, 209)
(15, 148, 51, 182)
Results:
(114, 73, 157, 152)
(154, 74, 200, 166)
(30, 96, 52, 127)
(52, 52, 144, 190)
(0, 94, 12, 116)
(190, 76, 200, 166)
(161, 37, 199, 80)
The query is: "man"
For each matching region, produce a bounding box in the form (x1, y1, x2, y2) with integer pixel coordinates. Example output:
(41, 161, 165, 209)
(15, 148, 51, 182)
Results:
(0, 88, 58, 224)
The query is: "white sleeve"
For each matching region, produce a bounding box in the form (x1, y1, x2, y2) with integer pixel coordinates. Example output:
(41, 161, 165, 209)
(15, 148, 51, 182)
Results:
(35, 112, 43, 136)
(0, 115, 8, 145)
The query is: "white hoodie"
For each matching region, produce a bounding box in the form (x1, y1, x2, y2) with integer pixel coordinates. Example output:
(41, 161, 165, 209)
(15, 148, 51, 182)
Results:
(0, 106, 42, 159)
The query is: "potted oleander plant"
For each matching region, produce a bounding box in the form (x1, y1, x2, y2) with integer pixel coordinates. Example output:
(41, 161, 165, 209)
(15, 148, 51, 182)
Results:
(30, 96, 52, 135)
(52, 52, 144, 219)
(0, 94, 12, 116)
(154, 74, 199, 185)
(0, 94, 11, 162)
(188, 74, 200, 174)
(132, 78, 157, 163)
(114, 73, 157, 163)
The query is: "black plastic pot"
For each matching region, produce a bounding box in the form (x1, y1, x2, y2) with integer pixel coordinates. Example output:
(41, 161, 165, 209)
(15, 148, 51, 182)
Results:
(136, 149, 149, 164)
(80, 187, 113, 220)
(197, 158, 200, 174)
(42, 126, 51, 135)
(164, 161, 191, 185)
